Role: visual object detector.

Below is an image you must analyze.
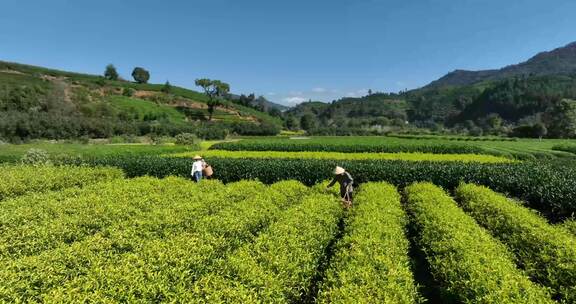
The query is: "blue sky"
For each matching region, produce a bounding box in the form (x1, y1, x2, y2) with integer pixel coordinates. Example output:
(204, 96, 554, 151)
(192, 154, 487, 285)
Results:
(1, 0, 575, 106)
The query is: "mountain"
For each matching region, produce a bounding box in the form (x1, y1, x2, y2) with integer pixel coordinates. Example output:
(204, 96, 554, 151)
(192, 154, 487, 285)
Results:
(228, 93, 288, 112)
(283, 41, 576, 137)
(427, 41, 576, 88)
(0, 60, 281, 141)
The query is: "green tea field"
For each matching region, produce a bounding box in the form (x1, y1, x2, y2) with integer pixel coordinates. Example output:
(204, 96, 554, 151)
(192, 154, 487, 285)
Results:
(1, 136, 576, 303)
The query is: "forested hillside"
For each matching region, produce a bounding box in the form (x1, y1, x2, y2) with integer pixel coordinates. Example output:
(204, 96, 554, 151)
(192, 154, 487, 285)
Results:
(285, 42, 576, 138)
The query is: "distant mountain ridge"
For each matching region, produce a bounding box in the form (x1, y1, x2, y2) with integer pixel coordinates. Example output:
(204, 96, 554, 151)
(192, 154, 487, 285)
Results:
(427, 41, 576, 88)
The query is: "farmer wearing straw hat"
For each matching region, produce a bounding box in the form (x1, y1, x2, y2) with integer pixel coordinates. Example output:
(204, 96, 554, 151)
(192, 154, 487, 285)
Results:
(327, 166, 354, 207)
(191, 155, 206, 183)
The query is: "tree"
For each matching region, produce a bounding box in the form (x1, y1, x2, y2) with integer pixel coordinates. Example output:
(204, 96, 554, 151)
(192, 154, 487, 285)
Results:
(300, 114, 317, 131)
(238, 94, 255, 107)
(195, 78, 230, 121)
(161, 81, 172, 93)
(104, 64, 119, 80)
(534, 122, 547, 140)
(544, 99, 576, 138)
(511, 123, 547, 139)
(486, 113, 503, 130)
(268, 107, 282, 118)
(284, 116, 299, 130)
(256, 98, 266, 112)
(131, 67, 150, 84)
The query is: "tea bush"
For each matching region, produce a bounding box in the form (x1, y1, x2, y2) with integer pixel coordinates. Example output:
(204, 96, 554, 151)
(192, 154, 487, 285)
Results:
(66, 156, 576, 220)
(318, 182, 421, 304)
(189, 192, 343, 303)
(211, 138, 486, 154)
(0, 164, 123, 201)
(0, 179, 310, 302)
(456, 183, 576, 302)
(405, 182, 553, 303)
(172, 150, 513, 163)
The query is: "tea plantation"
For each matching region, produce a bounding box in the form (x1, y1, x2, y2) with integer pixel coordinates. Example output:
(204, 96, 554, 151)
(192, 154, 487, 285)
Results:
(1, 136, 576, 303)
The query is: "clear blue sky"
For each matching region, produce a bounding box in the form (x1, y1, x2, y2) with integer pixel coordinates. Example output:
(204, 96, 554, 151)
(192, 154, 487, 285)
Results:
(1, 0, 575, 106)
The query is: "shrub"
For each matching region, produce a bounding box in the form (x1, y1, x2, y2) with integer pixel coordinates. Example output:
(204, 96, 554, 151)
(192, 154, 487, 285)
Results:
(109, 136, 125, 144)
(318, 183, 422, 303)
(21, 148, 50, 165)
(456, 183, 576, 302)
(122, 87, 135, 97)
(174, 132, 199, 146)
(405, 182, 553, 303)
(149, 134, 172, 145)
(196, 124, 228, 140)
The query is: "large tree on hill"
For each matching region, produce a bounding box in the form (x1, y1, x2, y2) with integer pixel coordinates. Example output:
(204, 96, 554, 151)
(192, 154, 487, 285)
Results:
(104, 64, 119, 80)
(131, 67, 150, 84)
(195, 78, 230, 121)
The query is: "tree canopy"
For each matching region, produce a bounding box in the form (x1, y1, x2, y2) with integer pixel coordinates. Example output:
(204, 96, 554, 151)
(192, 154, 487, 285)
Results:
(131, 67, 150, 84)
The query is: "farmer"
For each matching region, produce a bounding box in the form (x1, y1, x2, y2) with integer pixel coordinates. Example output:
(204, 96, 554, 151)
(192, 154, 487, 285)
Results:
(191, 155, 206, 183)
(327, 166, 354, 207)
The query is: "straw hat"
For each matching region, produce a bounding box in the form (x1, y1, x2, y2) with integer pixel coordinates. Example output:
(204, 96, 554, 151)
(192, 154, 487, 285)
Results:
(193, 155, 202, 160)
(334, 166, 345, 175)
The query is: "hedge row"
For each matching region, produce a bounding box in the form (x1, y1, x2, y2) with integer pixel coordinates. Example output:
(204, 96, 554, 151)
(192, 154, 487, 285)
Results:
(0, 164, 123, 201)
(405, 182, 554, 303)
(67, 156, 576, 220)
(210, 139, 488, 155)
(456, 184, 576, 302)
(0, 180, 305, 302)
(189, 192, 343, 303)
(388, 134, 518, 142)
(172, 150, 512, 163)
(552, 144, 576, 155)
(318, 182, 421, 304)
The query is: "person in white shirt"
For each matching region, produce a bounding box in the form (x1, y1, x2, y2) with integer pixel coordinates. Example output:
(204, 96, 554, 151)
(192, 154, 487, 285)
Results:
(191, 155, 206, 183)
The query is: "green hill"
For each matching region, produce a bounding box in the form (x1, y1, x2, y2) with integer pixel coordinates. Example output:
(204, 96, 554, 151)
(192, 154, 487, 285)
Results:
(0, 61, 281, 142)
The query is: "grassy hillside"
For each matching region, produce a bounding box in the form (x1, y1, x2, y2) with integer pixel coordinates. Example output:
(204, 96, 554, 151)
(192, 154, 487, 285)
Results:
(0, 60, 281, 142)
(109, 96, 187, 124)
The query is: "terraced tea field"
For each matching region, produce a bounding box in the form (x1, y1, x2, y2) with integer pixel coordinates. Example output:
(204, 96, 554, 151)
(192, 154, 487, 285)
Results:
(1, 165, 574, 303)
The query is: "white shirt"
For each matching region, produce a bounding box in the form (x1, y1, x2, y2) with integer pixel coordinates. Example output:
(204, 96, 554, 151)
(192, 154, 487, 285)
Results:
(191, 160, 204, 174)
